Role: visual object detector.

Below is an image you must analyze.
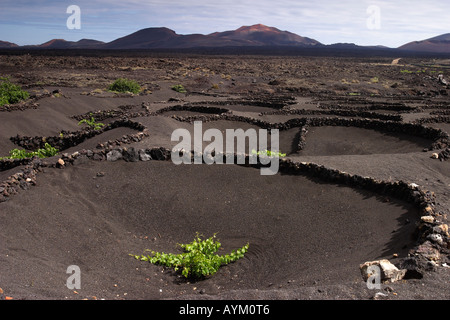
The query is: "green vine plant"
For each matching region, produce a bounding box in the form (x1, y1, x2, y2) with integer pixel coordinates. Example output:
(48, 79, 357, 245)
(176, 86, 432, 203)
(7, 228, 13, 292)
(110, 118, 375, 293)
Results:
(78, 116, 105, 131)
(0, 143, 59, 160)
(108, 78, 141, 94)
(171, 84, 187, 93)
(251, 149, 286, 157)
(131, 233, 249, 279)
(0, 77, 30, 106)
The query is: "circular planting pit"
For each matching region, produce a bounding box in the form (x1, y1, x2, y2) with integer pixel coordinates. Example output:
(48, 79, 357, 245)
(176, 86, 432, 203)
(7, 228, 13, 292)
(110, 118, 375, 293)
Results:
(162, 114, 448, 157)
(0, 160, 420, 299)
(297, 126, 434, 156)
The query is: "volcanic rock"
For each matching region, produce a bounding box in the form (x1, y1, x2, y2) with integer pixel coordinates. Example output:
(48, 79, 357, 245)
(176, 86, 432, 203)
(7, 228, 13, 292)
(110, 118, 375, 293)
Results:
(138, 149, 152, 161)
(106, 149, 123, 162)
(360, 259, 407, 283)
(122, 147, 139, 162)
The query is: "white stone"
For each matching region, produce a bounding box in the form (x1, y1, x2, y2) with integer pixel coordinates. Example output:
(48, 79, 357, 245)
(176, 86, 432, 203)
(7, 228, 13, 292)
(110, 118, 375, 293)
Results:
(428, 233, 444, 245)
(360, 259, 406, 283)
(421, 215, 434, 223)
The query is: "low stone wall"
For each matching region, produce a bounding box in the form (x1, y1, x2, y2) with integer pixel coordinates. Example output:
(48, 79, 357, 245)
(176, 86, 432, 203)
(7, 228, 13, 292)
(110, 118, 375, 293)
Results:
(430, 110, 450, 115)
(149, 104, 230, 116)
(414, 115, 450, 125)
(438, 148, 450, 161)
(419, 103, 450, 110)
(318, 101, 417, 112)
(189, 94, 297, 109)
(0, 101, 39, 112)
(0, 158, 32, 172)
(10, 119, 147, 152)
(260, 108, 403, 121)
(72, 109, 126, 122)
(0, 160, 39, 201)
(171, 113, 276, 129)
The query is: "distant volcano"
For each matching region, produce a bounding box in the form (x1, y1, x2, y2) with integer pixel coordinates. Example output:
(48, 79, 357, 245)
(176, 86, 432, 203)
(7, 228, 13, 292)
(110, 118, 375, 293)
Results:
(18, 38, 105, 49)
(0, 41, 18, 48)
(399, 33, 450, 53)
(206, 24, 321, 47)
(101, 24, 322, 49)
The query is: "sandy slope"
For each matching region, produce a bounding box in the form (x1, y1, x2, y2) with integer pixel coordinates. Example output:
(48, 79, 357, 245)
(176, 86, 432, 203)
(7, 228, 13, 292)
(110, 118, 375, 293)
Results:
(0, 160, 420, 300)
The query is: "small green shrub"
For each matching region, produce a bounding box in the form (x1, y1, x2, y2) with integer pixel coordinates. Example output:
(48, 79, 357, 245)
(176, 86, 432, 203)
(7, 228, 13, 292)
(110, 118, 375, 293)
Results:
(132, 233, 249, 279)
(108, 78, 141, 94)
(78, 116, 105, 131)
(0, 143, 59, 160)
(0, 77, 29, 106)
(252, 149, 286, 157)
(171, 84, 187, 93)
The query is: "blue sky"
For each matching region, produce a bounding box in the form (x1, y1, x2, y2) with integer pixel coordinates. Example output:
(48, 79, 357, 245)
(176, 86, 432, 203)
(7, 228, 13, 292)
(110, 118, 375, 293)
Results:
(1, 0, 449, 47)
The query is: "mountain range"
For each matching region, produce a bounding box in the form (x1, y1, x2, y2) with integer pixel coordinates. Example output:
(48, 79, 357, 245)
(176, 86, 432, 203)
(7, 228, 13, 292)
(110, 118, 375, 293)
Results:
(0, 41, 19, 48)
(399, 33, 450, 53)
(1, 24, 449, 53)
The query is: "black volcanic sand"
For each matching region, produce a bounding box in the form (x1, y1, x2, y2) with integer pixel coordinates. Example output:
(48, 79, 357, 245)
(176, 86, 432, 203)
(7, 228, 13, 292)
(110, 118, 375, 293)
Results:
(0, 160, 419, 300)
(0, 53, 449, 301)
(129, 118, 278, 153)
(297, 126, 432, 156)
